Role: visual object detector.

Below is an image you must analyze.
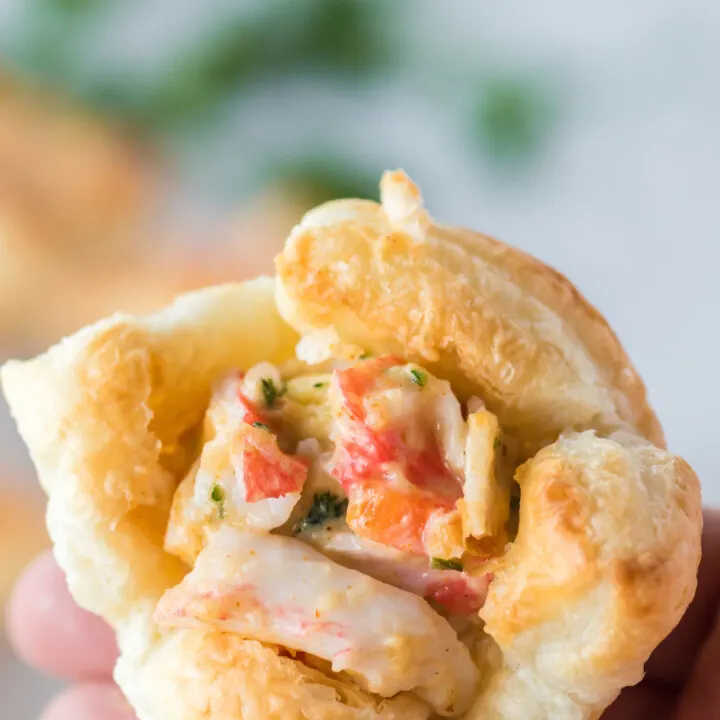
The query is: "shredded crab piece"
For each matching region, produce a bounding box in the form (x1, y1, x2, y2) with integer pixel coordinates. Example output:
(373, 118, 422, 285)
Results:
(328, 357, 468, 558)
(164, 373, 308, 563)
(155, 526, 478, 716)
(301, 526, 491, 616)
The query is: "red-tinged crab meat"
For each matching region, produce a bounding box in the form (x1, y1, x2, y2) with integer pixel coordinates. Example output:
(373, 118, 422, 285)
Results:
(335, 356, 403, 420)
(210, 374, 308, 502)
(301, 527, 491, 616)
(330, 357, 464, 555)
(428, 573, 492, 616)
(332, 358, 462, 497)
(405, 442, 462, 497)
(155, 526, 478, 715)
(239, 437, 309, 502)
(231, 384, 266, 426)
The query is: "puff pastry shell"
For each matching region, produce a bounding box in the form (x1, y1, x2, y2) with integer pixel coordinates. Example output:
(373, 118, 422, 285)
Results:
(1, 171, 701, 719)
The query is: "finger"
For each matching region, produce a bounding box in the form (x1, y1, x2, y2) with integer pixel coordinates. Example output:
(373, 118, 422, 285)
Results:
(601, 681, 676, 720)
(675, 604, 720, 719)
(41, 682, 137, 720)
(6, 551, 118, 680)
(645, 509, 720, 686)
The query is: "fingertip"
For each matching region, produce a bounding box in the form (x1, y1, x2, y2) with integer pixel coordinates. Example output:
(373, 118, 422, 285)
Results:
(646, 507, 720, 685)
(675, 609, 720, 719)
(41, 682, 137, 720)
(7, 551, 118, 680)
(602, 682, 676, 720)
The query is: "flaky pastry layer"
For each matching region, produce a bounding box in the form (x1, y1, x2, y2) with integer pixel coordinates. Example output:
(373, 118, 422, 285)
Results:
(1, 172, 701, 719)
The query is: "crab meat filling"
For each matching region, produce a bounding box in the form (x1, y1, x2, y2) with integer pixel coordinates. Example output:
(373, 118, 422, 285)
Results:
(162, 353, 511, 715)
(156, 527, 478, 715)
(328, 357, 468, 558)
(165, 373, 309, 563)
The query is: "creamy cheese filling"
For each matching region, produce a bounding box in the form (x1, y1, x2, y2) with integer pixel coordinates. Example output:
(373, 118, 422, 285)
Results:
(160, 345, 514, 716)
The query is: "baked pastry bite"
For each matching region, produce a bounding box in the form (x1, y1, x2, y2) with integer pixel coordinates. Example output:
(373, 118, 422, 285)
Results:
(0, 73, 160, 347)
(1, 171, 701, 719)
(0, 72, 156, 251)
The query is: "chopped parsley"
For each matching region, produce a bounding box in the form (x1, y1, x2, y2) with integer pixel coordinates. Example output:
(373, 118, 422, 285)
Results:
(313, 381, 326, 389)
(261, 377, 284, 407)
(252, 421, 270, 431)
(494, 436, 501, 450)
(409, 368, 427, 387)
(297, 492, 348, 533)
(210, 484, 226, 519)
(430, 557, 463, 572)
(358, 352, 371, 360)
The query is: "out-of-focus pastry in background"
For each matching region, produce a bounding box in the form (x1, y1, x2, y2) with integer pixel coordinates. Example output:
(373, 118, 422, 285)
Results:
(0, 483, 49, 629)
(0, 71, 157, 250)
(12, 182, 342, 344)
(0, 73, 161, 350)
(0, 68, 381, 352)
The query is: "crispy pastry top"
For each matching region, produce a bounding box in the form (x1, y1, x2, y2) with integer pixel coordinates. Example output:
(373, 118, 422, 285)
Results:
(1, 172, 701, 720)
(275, 170, 664, 460)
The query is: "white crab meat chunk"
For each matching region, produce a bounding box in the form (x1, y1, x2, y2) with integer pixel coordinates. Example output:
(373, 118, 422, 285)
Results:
(155, 526, 478, 716)
(301, 525, 491, 616)
(164, 373, 309, 564)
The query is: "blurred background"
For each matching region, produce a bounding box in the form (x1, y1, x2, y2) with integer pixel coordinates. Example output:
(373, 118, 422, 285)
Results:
(0, 0, 718, 716)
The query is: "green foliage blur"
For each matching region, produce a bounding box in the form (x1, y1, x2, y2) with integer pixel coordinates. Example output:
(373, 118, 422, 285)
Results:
(81, 0, 393, 132)
(1, 0, 560, 200)
(475, 76, 557, 167)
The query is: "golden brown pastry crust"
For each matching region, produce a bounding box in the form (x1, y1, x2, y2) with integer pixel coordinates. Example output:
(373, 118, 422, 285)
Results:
(473, 431, 700, 717)
(275, 170, 664, 459)
(0, 73, 161, 348)
(0, 72, 155, 249)
(1, 280, 427, 720)
(1, 172, 702, 719)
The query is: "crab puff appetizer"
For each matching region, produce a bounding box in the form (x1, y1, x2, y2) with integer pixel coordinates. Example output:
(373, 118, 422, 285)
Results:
(1, 171, 702, 719)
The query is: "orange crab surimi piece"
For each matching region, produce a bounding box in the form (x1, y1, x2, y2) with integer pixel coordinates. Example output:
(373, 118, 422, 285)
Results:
(346, 483, 454, 555)
(330, 358, 463, 556)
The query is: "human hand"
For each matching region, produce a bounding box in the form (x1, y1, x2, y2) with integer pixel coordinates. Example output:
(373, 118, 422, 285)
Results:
(7, 511, 720, 719)
(6, 552, 134, 719)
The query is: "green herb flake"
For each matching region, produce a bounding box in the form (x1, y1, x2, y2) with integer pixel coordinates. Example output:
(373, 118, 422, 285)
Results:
(358, 352, 371, 360)
(313, 381, 326, 389)
(494, 436, 502, 450)
(261, 377, 284, 407)
(210, 484, 226, 519)
(430, 557, 463, 572)
(252, 421, 271, 431)
(298, 492, 349, 533)
(409, 368, 427, 387)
